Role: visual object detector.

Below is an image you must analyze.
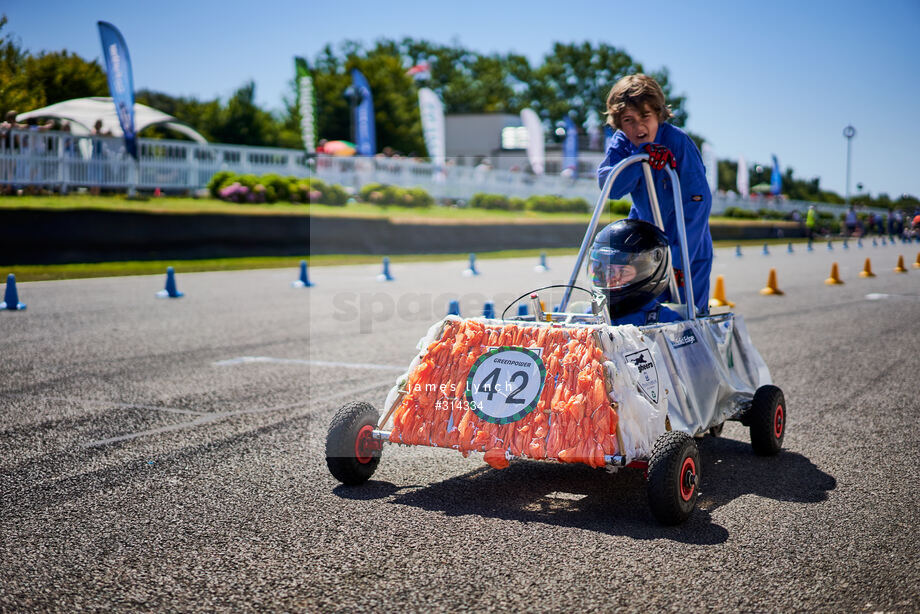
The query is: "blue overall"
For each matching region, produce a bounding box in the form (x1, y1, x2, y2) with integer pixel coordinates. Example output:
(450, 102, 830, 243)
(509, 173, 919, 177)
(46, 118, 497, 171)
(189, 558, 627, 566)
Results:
(611, 299, 683, 327)
(597, 123, 713, 316)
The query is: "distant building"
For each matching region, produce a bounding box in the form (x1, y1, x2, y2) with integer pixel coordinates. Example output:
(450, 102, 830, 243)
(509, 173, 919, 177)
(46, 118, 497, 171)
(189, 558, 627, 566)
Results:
(445, 113, 606, 177)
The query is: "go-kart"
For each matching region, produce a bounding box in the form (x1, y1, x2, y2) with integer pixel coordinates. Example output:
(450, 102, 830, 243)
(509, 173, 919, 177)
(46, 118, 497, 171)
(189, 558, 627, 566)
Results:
(325, 153, 785, 525)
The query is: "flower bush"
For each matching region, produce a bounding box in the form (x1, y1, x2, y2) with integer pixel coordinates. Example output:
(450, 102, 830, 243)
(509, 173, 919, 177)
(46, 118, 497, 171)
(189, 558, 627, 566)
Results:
(208, 172, 348, 205)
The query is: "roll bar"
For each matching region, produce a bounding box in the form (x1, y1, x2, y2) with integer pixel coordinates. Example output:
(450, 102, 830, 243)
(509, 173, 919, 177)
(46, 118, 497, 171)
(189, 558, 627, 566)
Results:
(560, 153, 696, 321)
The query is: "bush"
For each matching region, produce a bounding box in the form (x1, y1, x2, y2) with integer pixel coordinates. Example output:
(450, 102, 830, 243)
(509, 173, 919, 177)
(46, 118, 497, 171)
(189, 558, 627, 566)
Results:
(469, 193, 523, 210)
(723, 206, 760, 219)
(208, 171, 349, 206)
(207, 170, 236, 199)
(358, 183, 433, 208)
(607, 199, 631, 216)
(525, 195, 589, 213)
(757, 208, 788, 220)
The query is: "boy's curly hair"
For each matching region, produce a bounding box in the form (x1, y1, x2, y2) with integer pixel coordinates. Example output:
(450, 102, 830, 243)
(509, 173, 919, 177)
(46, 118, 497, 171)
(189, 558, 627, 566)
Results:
(605, 74, 673, 129)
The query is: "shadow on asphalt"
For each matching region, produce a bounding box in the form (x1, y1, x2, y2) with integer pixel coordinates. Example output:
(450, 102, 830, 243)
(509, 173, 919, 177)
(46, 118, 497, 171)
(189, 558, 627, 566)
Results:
(332, 435, 835, 544)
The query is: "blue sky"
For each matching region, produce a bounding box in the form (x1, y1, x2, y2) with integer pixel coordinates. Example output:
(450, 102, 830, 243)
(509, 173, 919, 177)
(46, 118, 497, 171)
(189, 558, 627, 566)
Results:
(5, 0, 919, 199)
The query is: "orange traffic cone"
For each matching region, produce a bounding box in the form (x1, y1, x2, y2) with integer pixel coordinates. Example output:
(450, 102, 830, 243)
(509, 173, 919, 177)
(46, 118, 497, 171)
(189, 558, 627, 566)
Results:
(894, 255, 908, 273)
(710, 275, 735, 307)
(914, 252, 920, 269)
(825, 262, 844, 285)
(859, 258, 876, 278)
(760, 268, 784, 295)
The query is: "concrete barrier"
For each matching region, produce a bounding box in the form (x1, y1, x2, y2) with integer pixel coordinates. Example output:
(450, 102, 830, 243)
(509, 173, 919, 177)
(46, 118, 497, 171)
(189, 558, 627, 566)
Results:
(0, 208, 805, 264)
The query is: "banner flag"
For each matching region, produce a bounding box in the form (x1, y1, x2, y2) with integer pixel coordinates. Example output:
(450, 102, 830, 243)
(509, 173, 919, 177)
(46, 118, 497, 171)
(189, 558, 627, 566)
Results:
(701, 143, 717, 194)
(603, 125, 614, 153)
(407, 63, 431, 80)
(351, 69, 376, 156)
(295, 57, 317, 154)
(520, 108, 544, 175)
(418, 88, 445, 168)
(770, 154, 782, 195)
(737, 155, 749, 198)
(562, 116, 578, 176)
(585, 109, 602, 151)
(97, 21, 137, 160)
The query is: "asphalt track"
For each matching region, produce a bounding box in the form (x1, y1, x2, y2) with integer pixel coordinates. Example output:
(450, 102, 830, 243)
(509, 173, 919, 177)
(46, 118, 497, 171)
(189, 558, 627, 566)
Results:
(1, 238, 919, 613)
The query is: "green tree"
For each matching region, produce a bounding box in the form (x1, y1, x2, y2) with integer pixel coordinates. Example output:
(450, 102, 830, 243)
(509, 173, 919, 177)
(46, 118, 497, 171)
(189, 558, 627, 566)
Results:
(398, 37, 533, 114)
(529, 42, 687, 133)
(347, 41, 424, 155)
(23, 50, 107, 106)
(0, 15, 42, 114)
(210, 81, 281, 146)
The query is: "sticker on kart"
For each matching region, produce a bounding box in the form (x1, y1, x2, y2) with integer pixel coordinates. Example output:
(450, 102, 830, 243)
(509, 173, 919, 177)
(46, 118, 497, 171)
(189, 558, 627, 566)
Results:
(465, 347, 546, 424)
(625, 348, 660, 404)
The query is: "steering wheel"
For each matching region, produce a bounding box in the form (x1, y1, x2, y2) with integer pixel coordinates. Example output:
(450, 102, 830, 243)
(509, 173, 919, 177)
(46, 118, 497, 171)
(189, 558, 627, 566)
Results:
(500, 284, 600, 320)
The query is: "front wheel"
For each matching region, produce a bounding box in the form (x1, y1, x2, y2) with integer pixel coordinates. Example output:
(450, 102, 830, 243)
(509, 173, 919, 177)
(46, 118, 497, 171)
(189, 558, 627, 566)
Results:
(326, 401, 382, 485)
(647, 431, 700, 525)
(747, 385, 786, 456)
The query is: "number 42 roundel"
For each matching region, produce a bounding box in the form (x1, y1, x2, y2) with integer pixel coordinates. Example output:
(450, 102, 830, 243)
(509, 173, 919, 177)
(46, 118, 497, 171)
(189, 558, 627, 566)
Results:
(465, 347, 546, 424)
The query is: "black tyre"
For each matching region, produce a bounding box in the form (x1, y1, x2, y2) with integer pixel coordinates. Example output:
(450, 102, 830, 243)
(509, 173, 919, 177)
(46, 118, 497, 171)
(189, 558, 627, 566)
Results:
(326, 401, 381, 485)
(647, 431, 700, 525)
(747, 385, 786, 456)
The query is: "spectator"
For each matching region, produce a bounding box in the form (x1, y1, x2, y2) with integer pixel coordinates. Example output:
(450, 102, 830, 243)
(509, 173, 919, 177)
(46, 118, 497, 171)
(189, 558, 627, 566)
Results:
(1, 111, 25, 194)
(90, 119, 107, 195)
(805, 205, 817, 240)
(845, 205, 858, 236)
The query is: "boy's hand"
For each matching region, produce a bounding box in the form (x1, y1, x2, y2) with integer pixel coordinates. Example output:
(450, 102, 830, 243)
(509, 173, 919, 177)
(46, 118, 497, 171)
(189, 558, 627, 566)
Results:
(643, 144, 677, 170)
(672, 267, 684, 287)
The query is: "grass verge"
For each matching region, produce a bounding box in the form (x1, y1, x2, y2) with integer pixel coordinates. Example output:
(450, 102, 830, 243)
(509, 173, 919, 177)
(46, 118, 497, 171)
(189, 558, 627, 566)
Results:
(6, 239, 814, 282)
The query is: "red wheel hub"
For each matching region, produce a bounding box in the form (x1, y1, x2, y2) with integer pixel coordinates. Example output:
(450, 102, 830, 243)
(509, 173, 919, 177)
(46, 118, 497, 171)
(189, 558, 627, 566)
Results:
(354, 425, 378, 464)
(679, 456, 697, 502)
(774, 404, 785, 439)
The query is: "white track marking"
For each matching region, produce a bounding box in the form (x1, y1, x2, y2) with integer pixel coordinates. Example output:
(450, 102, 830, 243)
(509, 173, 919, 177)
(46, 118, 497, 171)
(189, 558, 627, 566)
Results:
(0, 394, 207, 416)
(865, 293, 920, 301)
(82, 378, 396, 448)
(213, 356, 405, 371)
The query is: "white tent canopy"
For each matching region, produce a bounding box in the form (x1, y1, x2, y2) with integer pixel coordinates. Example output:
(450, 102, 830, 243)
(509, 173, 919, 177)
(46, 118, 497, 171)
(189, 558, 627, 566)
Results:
(16, 97, 207, 144)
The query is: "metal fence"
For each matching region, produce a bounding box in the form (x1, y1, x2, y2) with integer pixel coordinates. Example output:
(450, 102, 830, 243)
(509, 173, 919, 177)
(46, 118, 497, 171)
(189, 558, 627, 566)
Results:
(0, 128, 874, 217)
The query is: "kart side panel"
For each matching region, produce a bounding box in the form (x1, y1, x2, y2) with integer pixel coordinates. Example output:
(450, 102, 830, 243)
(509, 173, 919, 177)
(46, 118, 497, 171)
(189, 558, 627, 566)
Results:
(640, 314, 771, 437)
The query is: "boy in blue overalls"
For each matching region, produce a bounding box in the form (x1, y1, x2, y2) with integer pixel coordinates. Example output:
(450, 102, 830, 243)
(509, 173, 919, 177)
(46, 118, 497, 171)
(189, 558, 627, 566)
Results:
(597, 74, 713, 317)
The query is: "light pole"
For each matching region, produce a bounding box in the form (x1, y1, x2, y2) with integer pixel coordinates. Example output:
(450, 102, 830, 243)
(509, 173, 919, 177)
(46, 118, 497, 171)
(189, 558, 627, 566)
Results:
(843, 125, 856, 206)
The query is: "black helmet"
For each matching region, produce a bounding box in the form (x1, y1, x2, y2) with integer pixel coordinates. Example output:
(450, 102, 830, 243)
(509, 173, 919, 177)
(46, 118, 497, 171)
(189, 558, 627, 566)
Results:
(587, 219, 671, 318)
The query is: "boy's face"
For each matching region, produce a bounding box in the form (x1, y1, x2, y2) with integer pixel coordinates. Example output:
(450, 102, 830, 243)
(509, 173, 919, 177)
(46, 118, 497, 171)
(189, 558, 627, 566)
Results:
(618, 104, 659, 147)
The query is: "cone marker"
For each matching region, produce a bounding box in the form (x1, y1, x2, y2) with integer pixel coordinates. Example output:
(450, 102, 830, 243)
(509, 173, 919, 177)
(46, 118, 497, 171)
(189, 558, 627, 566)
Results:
(534, 252, 549, 273)
(1, 274, 26, 310)
(859, 258, 876, 278)
(760, 268, 784, 295)
(377, 257, 394, 282)
(156, 267, 184, 298)
(291, 260, 314, 287)
(710, 275, 736, 307)
(894, 255, 908, 273)
(825, 262, 844, 285)
(463, 253, 480, 277)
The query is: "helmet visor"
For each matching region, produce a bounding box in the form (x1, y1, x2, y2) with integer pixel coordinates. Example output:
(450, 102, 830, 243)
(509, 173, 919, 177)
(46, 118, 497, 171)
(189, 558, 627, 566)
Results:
(588, 246, 666, 290)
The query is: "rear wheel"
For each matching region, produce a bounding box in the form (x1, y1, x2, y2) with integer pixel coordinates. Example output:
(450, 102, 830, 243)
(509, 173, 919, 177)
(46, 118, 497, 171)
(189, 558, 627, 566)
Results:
(647, 431, 700, 525)
(326, 401, 381, 485)
(747, 385, 786, 456)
